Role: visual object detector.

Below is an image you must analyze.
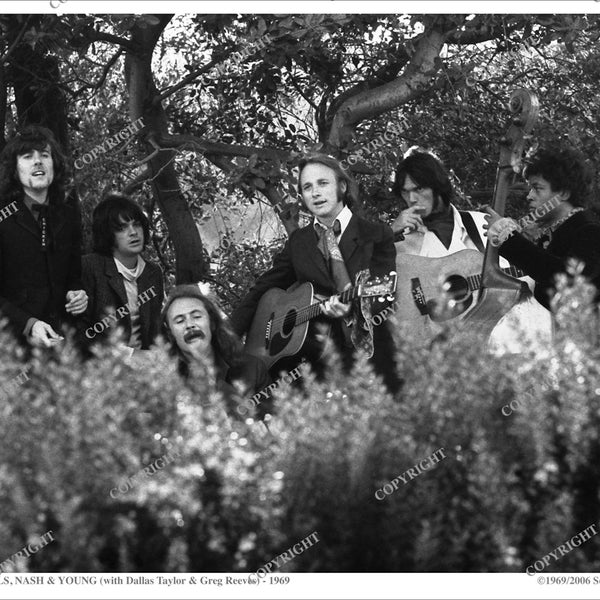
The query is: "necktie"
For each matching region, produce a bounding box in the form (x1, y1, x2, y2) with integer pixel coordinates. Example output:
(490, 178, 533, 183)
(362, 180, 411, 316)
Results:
(31, 204, 49, 251)
(316, 219, 351, 292)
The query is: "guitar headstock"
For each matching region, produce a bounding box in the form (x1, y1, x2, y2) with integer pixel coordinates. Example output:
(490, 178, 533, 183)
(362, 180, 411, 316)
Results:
(361, 271, 397, 301)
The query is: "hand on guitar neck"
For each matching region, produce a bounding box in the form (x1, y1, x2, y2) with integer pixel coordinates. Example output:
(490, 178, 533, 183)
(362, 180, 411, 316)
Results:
(317, 285, 352, 319)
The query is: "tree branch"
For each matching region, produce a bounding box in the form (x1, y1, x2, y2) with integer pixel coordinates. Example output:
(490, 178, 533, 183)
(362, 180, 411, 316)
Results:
(0, 15, 32, 63)
(123, 168, 151, 195)
(71, 48, 124, 96)
(159, 133, 288, 162)
(155, 55, 228, 104)
(327, 24, 449, 149)
(84, 29, 137, 52)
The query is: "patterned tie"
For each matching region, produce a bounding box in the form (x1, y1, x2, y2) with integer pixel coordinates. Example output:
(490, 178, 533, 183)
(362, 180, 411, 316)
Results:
(31, 203, 49, 251)
(316, 219, 352, 292)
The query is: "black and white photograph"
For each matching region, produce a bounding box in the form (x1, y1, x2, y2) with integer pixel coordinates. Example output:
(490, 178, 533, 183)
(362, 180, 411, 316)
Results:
(1, 1, 600, 598)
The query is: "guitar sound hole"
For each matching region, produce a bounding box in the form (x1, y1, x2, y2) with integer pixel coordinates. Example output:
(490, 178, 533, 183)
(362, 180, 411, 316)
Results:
(443, 275, 470, 302)
(282, 309, 297, 336)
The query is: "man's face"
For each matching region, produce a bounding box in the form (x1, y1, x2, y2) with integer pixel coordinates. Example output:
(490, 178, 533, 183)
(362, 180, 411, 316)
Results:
(526, 174, 569, 217)
(400, 174, 437, 217)
(16, 144, 54, 197)
(113, 216, 145, 258)
(166, 297, 212, 360)
(299, 163, 345, 224)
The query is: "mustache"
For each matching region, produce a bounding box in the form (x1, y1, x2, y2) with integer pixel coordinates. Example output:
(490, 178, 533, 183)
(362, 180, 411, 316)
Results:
(183, 329, 206, 343)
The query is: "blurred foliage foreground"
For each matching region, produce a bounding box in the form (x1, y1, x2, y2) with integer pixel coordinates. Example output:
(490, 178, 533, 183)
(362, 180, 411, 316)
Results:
(1, 275, 600, 573)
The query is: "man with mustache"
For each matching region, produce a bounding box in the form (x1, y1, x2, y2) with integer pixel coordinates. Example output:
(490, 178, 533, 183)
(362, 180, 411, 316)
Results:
(80, 194, 164, 353)
(485, 146, 600, 311)
(0, 125, 87, 347)
(162, 285, 270, 411)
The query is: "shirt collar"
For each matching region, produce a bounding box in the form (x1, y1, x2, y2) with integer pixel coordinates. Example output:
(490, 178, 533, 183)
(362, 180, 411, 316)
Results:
(314, 204, 353, 237)
(450, 204, 466, 235)
(22, 193, 49, 215)
(113, 256, 146, 282)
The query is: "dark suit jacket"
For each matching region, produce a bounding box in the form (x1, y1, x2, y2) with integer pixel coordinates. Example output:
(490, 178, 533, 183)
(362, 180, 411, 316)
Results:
(500, 209, 600, 310)
(230, 213, 396, 335)
(0, 194, 82, 338)
(230, 213, 401, 392)
(81, 253, 164, 349)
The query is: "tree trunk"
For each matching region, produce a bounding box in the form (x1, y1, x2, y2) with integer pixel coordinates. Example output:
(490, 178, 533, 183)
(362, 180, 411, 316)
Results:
(125, 15, 206, 284)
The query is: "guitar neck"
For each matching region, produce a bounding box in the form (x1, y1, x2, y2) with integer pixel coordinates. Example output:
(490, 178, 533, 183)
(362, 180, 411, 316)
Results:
(297, 285, 359, 326)
(466, 265, 524, 292)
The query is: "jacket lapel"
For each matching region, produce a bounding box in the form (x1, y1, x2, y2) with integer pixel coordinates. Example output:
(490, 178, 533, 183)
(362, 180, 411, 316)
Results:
(48, 202, 67, 238)
(13, 199, 41, 240)
(299, 225, 331, 284)
(339, 215, 361, 277)
(104, 257, 129, 307)
(136, 263, 152, 344)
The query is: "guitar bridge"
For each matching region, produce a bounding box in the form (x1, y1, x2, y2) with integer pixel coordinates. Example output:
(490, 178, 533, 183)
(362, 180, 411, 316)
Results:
(411, 278, 429, 316)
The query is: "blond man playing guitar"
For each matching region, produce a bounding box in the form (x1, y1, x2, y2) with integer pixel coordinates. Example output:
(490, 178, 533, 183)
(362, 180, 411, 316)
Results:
(230, 154, 401, 394)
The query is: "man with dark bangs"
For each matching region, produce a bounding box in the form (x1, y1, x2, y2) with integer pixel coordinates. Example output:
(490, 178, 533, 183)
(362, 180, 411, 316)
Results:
(485, 146, 600, 310)
(0, 125, 87, 347)
(81, 194, 164, 353)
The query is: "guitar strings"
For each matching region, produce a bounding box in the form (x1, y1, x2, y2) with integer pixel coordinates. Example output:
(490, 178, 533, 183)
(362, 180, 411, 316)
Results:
(266, 287, 357, 330)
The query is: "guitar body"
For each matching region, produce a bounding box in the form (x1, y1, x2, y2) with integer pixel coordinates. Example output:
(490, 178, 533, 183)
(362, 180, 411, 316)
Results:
(245, 283, 315, 371)
(394, 250, 486, 340)
(244, 272, 398, 371)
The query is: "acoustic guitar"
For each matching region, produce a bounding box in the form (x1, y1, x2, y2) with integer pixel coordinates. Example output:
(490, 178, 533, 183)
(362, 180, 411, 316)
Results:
(244, 271, 397, 370)
(394, 250, 525, 336)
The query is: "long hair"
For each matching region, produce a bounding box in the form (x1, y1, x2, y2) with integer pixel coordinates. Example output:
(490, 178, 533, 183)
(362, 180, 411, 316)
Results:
(161, 284, 245, 378)
(297, 153, 358, 208)
(92, 193, 150, 256)
(392, 150, 454, 207)
(524, 146, 593, 208)
(0, 125, 68, 206)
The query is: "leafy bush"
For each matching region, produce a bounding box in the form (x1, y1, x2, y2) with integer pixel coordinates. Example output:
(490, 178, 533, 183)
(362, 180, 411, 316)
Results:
(1, 273, 600, 573)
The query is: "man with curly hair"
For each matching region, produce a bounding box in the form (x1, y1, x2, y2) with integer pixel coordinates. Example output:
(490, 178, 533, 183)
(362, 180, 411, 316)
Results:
(485, 146, 600, 310)
(0, 125, 87, 347)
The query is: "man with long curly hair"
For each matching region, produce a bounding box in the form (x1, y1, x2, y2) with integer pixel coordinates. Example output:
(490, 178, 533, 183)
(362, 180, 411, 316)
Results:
(162, 285, 270, 410)
(485, 146, 600, 310)
(0, 125, 87, 346)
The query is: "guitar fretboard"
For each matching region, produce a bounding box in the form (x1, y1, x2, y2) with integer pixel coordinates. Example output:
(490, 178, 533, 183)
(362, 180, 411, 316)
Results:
(293, 286, 360, 327)
(466, 265, 524, 292)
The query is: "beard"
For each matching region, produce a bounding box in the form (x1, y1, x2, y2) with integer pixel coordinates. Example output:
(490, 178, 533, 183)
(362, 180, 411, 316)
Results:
(183, 328, 206, 344)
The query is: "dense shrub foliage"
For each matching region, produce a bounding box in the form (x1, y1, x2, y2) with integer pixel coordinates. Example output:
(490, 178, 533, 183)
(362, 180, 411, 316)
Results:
(1, 275, 599, 573)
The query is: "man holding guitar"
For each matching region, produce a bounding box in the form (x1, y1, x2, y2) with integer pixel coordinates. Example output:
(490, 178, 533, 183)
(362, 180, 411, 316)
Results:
(485, 146, 600, 311)
(391, 148, 551, 350)
(230, 153, 401, 393)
